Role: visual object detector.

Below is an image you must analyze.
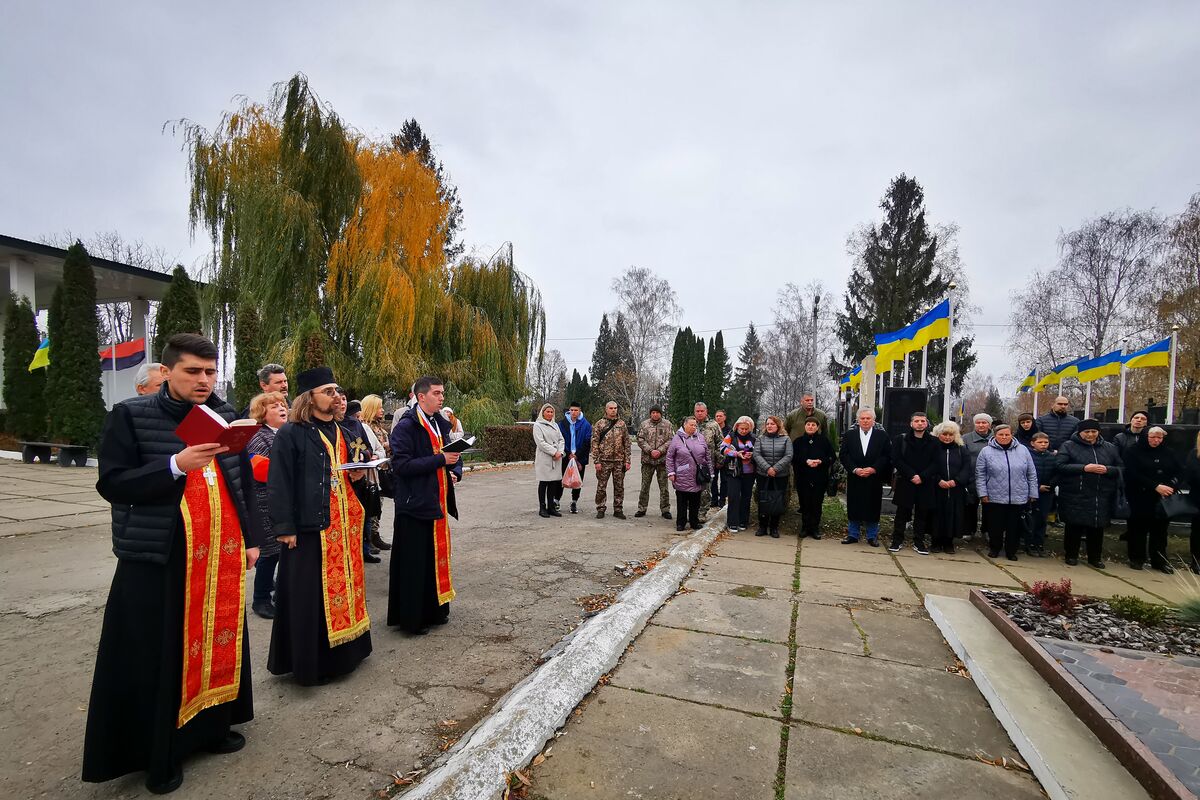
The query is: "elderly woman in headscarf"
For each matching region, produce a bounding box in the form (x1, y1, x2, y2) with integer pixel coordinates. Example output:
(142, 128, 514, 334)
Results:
(720, 416, 757, 532)
(532, 402, 566, 518)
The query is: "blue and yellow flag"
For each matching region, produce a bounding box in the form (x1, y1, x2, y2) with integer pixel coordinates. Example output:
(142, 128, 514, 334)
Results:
(1017, 369, 1037, 393)
(27, 339, 49, 371)
(1076, 350, 1123, 383)
(1123, 337, 1170, 370)
(1032, 355, 1088, 391)
(839, 365, 862, 391)
(872, 300, 951, 365)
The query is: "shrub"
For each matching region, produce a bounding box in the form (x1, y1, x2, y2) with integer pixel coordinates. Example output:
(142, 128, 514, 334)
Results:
(481, 425, 536, 462)
(1030, 578, 1077, 616)
(1177, 597, 1200, 626)
(45, 243, 105, 447)
(1107, 595, 1169, 627)
(3, 293, 46, 439)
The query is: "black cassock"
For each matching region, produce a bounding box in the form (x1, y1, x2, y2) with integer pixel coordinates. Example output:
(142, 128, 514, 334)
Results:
(83, 404, 253, 787)
(839, 425, 892, 523)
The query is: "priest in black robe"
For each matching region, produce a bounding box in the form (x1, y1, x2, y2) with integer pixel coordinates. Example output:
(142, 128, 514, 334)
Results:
(83, 333, 259, 794)
(388, 375, 464, 634)
(267, 366, 372, 685)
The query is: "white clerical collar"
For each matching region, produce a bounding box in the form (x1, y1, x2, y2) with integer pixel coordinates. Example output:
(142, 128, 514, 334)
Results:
(416, 406, 443, 446)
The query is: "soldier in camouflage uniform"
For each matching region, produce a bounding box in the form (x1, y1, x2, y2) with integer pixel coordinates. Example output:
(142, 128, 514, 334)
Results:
(635, 406, 674, 518)
(694, 402, 724, 518)
(591, 401, 632, 519)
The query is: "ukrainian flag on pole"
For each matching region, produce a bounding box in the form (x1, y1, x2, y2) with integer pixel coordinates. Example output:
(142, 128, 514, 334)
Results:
(1123, 337, 1170, 370)
(1032, 355, 1088, 391)
(839, 365, 862, 391)
(27, 339, 49, 371)
(1076, 350, 1124, 383)
(1017, 369, 1036, 393)
(872, 300, 951, 364)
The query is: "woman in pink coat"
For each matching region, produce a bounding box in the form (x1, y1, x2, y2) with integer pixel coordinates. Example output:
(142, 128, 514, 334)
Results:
(667, 416, 712, 532)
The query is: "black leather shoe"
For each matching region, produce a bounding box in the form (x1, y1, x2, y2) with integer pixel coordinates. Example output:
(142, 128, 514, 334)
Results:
(539, 507, 550, 518)
(251, 600, 275, 620)
(146, 765, 183, 794)
(1065, 557, 1078, 566)
(840, 536, 857, 544)
(207, 731, 245, 755)
(1156, 563, 1175, 575)
(770, 530, 780, 538)
(613, 511, 626, 520)
(662, 511, 672, 520)
(548, 506, 562, 517)
(1130, 562, 1144, 570)
(570, 503, 577, 514)
(755, 529, 768, 537)
(987, 550, 1000, 558)
(596, 510, 605, 519)
(634, 510, 646, 517)
(1089, 560, 1106, 569)
(811, 533, 822, 540)
(867, 539, 880, 547)
(363, 552, 382, 564)
(676, 524, 686, 532)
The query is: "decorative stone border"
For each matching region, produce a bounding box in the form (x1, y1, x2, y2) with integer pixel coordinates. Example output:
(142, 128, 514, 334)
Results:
(969, 588, 1195, 800)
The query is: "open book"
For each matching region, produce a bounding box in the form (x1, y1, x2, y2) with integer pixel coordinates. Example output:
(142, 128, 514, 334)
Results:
(336, 457, 389, 471)
(442, 435, 476, 454)
(174, 404, 260, 454)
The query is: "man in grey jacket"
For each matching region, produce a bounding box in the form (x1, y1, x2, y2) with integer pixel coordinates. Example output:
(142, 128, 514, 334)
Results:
(976, 424, 1039, 561)
(962, 413, 992, 540)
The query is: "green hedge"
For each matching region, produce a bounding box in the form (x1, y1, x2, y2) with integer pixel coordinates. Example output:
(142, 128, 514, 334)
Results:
(482, 425, 536, 462)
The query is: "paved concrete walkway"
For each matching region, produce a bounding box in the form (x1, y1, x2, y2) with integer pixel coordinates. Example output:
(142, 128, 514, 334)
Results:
(532, 512, 1177, 799)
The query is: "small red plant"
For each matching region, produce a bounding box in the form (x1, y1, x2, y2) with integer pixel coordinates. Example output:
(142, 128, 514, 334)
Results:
(1030, 578, 1077, 615)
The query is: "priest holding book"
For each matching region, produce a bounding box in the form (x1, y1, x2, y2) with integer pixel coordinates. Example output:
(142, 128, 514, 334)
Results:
(266, 366, 372, 685)
(388, 375, 465, 634)
(83, 333, 260, 794)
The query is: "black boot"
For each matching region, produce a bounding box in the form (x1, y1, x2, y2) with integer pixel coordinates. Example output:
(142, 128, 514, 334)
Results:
(539, 505, 550, 518)
(548, 504, 562, 517)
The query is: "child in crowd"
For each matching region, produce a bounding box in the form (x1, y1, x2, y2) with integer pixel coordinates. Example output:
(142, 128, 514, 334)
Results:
(1026, 432, 1057, 556)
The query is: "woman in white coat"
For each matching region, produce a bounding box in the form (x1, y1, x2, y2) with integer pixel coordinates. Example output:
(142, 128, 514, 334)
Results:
(533, 402, 566, 517)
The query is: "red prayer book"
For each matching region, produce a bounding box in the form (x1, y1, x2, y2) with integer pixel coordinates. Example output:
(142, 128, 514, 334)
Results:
(175, 404, 261, 454)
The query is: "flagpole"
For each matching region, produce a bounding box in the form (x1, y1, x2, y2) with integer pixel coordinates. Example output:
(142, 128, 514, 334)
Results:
(1032, 369, 1039, 416)
(1117, 338, 1128, 424)
(903, 353, 910, 388)
(920, 344, 928, 387)
(1167, 325, 1180, 424)
(941, 283, 956, 422)
(1084, 382, 1092, 418)
(108, 334, 117, 410)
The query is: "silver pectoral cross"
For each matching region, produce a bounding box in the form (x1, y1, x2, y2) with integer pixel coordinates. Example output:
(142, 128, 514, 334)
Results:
(203, 465, 217, 486)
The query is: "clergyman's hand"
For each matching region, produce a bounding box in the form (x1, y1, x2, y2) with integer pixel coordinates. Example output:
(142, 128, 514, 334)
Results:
(176, 443, 228, 473)
(277, 535, 297, 549)
(443, 451, 461, 466)
(245, 546, 259, 571)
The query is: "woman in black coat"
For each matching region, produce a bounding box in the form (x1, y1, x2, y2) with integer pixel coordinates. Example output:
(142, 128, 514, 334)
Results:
(793, 418, 835, 539)
(1055, 420, 1123, 568)
(930, 422, 973, 554)
(1123, 427, 1182, 573)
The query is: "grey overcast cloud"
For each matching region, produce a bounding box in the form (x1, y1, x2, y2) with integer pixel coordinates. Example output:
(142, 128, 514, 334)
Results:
(3, 1, 1198, 388)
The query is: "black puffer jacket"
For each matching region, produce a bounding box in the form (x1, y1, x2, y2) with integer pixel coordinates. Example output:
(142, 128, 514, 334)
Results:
(1055, 432, 1124, 528)
(1037, 410, 1080, 452)
(244, 425, 279, 558)
(97, 383, 252, 564)
(892, 431, 939, 510)
(1123, 438, 1182, 517)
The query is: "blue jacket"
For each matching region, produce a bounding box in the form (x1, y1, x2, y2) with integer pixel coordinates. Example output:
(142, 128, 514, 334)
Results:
(559, 413, 592, 466)
(976, 438, 1038, 505)
(389, 407, 463, 521)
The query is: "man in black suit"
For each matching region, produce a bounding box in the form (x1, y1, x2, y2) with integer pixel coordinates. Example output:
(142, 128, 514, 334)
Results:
(839, 407, 891, 546)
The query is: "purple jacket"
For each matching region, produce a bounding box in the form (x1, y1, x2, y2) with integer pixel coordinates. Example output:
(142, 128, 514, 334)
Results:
(666, 428, 712, 493)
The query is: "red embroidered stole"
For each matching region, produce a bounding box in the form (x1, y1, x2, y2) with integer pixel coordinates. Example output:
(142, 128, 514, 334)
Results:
(317, 427, 370, 646)
(178, 464, 245, 728)
(419, 411, 456, 604)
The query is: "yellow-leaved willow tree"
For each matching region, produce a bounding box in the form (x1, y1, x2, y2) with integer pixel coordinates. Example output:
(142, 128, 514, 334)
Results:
(179, 74, 543, 406)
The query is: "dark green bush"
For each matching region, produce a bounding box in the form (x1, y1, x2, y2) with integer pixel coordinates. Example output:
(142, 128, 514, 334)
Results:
(481, 425, 536, 462)
(1107, 595, 1169, 627)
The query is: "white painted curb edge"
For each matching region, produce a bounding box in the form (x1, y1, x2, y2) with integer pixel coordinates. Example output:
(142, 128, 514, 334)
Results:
(401, 506, 729, 800)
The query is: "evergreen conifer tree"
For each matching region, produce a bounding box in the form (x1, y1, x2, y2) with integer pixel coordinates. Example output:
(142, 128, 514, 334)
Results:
(565, 369, 591, 414)
(152, 265, 203, 359)
(691, 332, 706, 409)
(45, 243, 105, 446)
(232, 301, 263, 408)
(704, 331, 731, 410)
(589, 314, 614, 391)
(727, 323, 766, 422)
(667, 329, 687, 422)
(2, 293, 46, 439)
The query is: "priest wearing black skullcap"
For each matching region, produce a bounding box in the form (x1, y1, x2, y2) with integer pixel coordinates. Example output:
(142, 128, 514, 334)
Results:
(266, 366, 373, 685)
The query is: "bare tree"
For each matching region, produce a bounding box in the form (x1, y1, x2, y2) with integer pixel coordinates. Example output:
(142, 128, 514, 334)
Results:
(1154, 193, 1200, 407)
(761, 281, 836, 415)
(40, 230, 172, 343)
(528, 348, 568, 408)
(611, 266, 681, 421)
(1008, 209, 1168, 375)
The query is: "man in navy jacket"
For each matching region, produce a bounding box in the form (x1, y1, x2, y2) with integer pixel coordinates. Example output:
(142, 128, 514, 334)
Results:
(387, 376, 464, 634)
(558, 400, 592, 513)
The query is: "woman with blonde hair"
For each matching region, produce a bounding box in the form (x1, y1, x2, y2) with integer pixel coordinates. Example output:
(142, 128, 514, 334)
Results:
(245, 391, 289, 618)
(720, 416, 757, 532)
(753, 415, 792, 537)
(930, 421, 971, 553)
(532, 403, 566, 517)
(358, 394, 392, 552)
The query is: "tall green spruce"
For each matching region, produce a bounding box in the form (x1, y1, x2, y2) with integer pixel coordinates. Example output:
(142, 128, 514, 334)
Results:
(667, 327, 708, 422)
(45, 243, 105, 447)
(152, 265, 203, 359)
(565, 369, 591, 412)
(832, 174, 976, 400)
(726, 323, 765, 422)
(587, 313, 635, 418)
(232, 301, 263, 408)
(2, 294, 46, 438)
(704, 331, 731, 410)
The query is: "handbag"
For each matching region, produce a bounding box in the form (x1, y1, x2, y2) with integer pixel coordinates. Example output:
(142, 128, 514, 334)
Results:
(1110, 482, 1131, 520)
(360, 480, 383, 518)
(377, 467, 395, 499)
(680, 433, 712, 485)
(1161, 491, 1199, 520)
(758, 476, 787, 515)
(562, 457, 583, 490)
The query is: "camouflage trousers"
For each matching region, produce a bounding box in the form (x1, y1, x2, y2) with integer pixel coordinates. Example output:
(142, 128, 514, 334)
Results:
(638, 462, 670, 513)
(595, 461, 626, 513)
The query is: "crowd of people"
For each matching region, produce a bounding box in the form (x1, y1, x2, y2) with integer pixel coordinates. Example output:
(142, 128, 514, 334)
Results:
(83, 334, 463, 793)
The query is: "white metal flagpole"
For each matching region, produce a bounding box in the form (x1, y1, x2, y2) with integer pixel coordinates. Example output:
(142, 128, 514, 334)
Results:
(1167, 325, 1180, 424)
(1084, 382, 1092, 418)
(1032, 368, 1039, 417)
(903, 353, 910, 388)
(941, 283, 956, 421)
(1117, 338, 1128, 424)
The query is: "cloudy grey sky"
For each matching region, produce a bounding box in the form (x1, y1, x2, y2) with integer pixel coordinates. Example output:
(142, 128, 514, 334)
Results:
(3, 1, 1198, 390)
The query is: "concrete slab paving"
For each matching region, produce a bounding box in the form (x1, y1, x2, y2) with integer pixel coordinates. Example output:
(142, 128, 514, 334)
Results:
(914, 579, 989, 600)
(797, 544, 903, 575)
(1102, 563, 1193, 604)
(610, 625, 789, 716)
(899, 555, 1021, 586)
(533, 686, 780, 800)
(790, 645, 1021, 759)
(784, 723, 1045, 799)
(851, 607, 956, 669)
(797, 566, 920, 605)
(712, 535, 797, 564)
(652, 589, 794, 644)
(0, 499, 102, 521)
(696, 554, 796, 590)
(795, 601, 864, 655)
(0, 519, 67, 537)
(680, 577, 791, 601)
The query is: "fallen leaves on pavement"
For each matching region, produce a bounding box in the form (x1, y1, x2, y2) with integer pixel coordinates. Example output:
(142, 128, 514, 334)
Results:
(577, 592, 616, 615)
(976, 755, 1031, 772)
(391, 768, 426, 786)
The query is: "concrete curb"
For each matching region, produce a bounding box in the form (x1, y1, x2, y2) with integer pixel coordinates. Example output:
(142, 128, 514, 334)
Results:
(400, 506, 729, 800)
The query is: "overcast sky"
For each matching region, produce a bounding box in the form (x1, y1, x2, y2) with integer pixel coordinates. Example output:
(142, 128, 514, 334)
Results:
(3, 1, 1198, 391)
